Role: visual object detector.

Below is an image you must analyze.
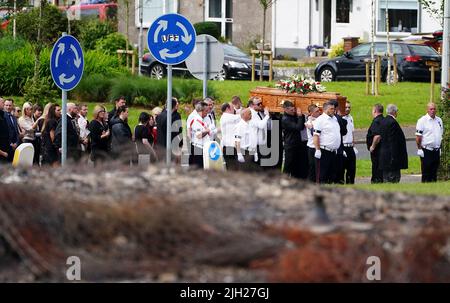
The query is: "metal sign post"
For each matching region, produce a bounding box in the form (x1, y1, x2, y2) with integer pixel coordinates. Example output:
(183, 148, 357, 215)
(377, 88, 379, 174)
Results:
(147, 14, 196, 166)
(50, 33, 84, 166)
(186, 34, 224, 96)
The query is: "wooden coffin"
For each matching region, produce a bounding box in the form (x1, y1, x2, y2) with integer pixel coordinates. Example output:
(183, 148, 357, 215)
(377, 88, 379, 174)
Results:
(249, 87, 347, 114)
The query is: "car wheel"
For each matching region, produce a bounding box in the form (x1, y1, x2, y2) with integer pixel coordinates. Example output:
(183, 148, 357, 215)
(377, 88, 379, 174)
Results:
(213, 67, 227, 81)
(319, 67, 335, 82)
(150, 63, 165, 80)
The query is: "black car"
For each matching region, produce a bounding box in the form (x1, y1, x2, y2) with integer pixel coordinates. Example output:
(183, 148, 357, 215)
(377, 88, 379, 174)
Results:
(141, 43, 271, 80)
(314, 42, 441, 82)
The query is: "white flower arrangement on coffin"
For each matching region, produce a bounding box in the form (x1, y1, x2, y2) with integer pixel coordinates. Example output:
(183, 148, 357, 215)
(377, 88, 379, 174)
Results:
(276, 74, 326, 95)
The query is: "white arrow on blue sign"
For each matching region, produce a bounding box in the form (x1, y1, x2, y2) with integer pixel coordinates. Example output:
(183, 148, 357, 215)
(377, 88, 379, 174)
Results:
(147, 14, 196, 65)
(50, 35, 84, 91)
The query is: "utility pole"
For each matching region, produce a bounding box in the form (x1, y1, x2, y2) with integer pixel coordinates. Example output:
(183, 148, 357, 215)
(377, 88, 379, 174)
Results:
(442, 0, 450, 89)
(13, 0, 16, 40)
(138, 0, 143, 76)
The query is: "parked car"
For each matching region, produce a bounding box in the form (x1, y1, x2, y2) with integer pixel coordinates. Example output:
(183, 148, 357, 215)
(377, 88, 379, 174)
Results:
(64, 3, 117, 21)
(314, 42, 441, 82)
(141, 43, 271, 80)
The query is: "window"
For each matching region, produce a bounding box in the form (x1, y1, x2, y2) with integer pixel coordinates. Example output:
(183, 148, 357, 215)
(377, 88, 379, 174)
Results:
(205, 0, 233, 41)
(409, 45, 439, 56)
(135, 0, 178, 28)
(378, 0, 418, 33)
(375, 43, 404, 54)
(350, 44, 371, 56)
(336, 0, 350, 23)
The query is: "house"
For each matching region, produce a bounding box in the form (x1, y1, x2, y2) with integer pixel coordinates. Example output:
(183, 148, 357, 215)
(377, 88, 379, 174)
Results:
(118, 0, 272, 50)
(273, 0, 443, 58)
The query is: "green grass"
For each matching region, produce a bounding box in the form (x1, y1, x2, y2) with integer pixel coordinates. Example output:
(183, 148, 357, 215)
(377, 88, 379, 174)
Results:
(347, 181, 450, 196)
(356, 156, 421, 177)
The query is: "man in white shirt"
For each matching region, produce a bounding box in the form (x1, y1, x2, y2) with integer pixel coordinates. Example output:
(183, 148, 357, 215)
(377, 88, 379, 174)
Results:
(189, 101, 210, 168)
(415, 102, 444, 182)
(306, 104, 321, 182)
(341, 101, 357, 184)
(248, 97, 270, 168)
(77, 104, 89, 153)
(220, 102, 241, 170)
(234, 108, 259, 171)
(186, 99, 202, 160)
(204, 97, 218, 141)
(313, 101, 342, 184)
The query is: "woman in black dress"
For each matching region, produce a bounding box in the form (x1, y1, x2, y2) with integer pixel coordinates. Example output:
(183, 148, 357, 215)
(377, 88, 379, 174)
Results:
(41, 103, 61, 166)
(134, 112, 157, 163)
(88, 105, 110, 164)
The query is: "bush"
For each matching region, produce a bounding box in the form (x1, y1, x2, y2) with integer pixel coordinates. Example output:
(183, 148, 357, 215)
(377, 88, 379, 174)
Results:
(22, 77, 58, 106)
(84, 49, 129, 77)
(78, 19, 116, 50)
(0, 43, 34, 95)
(328, 41, 345, 58)
(193, 22, 220, 40)
(95, 32, 132, 56)
(72, 73, 113, 103)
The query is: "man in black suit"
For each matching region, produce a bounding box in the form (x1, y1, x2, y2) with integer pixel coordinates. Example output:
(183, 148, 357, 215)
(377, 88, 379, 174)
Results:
(55, 103, 81, 163)
(366, 104, 384, 183)
(379, 104, 408, 183)
(0, 97, 11, 163)
(156, 98, 183, 162)
(3, 99, 20, 161)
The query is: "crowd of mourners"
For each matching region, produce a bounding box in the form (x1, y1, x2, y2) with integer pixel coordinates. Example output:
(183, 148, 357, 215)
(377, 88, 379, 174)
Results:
(0, 94, 444, 184)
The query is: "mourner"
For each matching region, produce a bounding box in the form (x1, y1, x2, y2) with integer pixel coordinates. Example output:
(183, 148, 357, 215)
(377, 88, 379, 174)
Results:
(415, 102, 444, 182)
(281, 100, 305, 179)
(204, 97, 218, 141)
(248, 97, 270, 168)
(313, 101, 341, 184)
(55, 103, 82, 163)
(379, 104, 408, 183)
(341, 101, 357, 184)
(189, 101, 210, 168)
(306, 104, 321, 182)
(329, 99, 347, 184)
(366, 104, 384, 183)
(220, 102, 241, 170)
(234, 108, 259, 171)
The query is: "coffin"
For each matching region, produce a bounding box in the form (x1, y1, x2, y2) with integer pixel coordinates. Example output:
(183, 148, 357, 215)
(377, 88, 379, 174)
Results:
(249, 87, 347, 114)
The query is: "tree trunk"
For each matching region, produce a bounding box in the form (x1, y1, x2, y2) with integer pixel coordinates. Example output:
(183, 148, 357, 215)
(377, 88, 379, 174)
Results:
(126, 1, 130, 69)
(260, 8, 266, 82)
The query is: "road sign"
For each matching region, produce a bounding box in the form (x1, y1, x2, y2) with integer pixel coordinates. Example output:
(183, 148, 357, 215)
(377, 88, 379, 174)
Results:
(147, 13, 196, 65)
(50, 35, 84, 91)
(203, 141, 225, 171)
(185, 34, 224, 80)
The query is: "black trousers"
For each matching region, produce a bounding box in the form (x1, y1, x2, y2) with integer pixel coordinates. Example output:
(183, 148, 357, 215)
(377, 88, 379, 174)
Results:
(317, 149, 337, 184)
(223, 146, 238, 171)
(421, 149, 440, 182)
(308, 147, 316, 183)
(236, 149, 260, 172)
(334, 151, 345, 184)
(370, 149, 383, 184)
(189, 145, 204, 169)
(283, 145, 302, 179)
(299, 141, 309, 179)
(383, 169, 401, 183)
(343, 146, 356, 184)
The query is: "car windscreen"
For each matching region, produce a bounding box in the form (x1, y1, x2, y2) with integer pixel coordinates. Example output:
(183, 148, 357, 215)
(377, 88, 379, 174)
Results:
(409, 45, 439, 56)
(223, 44, 248, 58)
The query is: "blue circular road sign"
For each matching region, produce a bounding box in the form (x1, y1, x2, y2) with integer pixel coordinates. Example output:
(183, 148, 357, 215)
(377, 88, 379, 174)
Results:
(208, 142, 221, 161)
(50, 35, 84, 91)
(147, 14, 196, 65)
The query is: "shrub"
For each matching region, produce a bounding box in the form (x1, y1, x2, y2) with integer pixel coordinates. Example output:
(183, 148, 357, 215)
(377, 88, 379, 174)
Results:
(78, 19, 116, 50)
(72, 74, 113, 103)
(193, 22, 220, 40)
(84, 49, 129, 77)
(328, 41, 345, 58)
(0, 43, 34, 95)
(22, 77, 58, 107)
(95, 32, 132, 56)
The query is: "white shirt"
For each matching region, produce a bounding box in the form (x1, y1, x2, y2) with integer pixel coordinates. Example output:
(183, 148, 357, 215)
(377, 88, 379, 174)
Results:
(250, 108, 270, 145)
(78, 115, 89, 139)
(234, 119, 257, 151)
(220, 112, 241, 148)
(204, 112, 218, 140)
(342, 114, 354, 144)
(190, 112, 210, 147)
(416, 113, 443, 149)
(18, 116, 35, 141)
(313, 113, 341, 150)
(306, 116, 317, 149)
(186, 110, 198, 140)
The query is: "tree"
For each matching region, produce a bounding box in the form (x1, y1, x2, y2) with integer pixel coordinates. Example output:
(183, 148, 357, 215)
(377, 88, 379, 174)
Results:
(258, 0, 276, 81)
(418, 0, 444, 28)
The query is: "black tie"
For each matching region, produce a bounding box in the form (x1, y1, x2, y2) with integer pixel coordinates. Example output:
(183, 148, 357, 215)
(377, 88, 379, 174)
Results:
(258, 112, 263, 120)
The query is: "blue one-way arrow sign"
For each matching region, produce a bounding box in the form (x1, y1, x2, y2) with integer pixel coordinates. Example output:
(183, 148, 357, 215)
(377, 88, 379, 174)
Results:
(50, 35, 84, 91)
(147, 14, 196, 65)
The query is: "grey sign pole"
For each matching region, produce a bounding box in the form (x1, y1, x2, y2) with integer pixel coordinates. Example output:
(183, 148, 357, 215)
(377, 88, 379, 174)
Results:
(61, 32, 67, 166)
(203, 36, 209, 98)
(166, 65, 172, 166)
